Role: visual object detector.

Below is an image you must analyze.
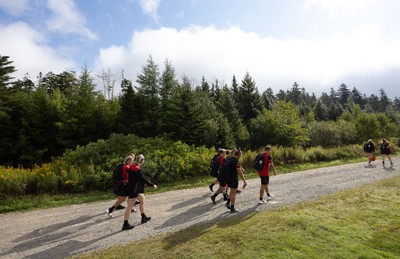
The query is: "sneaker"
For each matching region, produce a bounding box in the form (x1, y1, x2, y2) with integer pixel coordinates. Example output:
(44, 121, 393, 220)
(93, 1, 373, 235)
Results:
(266, 196, 273, 201)
(225, 203, 231, 209)
(209, 184, 214, 193)
(106, 209, 113, 218)
(258, 200, 266, 204)
(122, 223, 134, 230)
(115, 205, 125, 210)
(211, 196, 216, 204)
(141, 215, 151, 223)
(236, 190, 241, 194)
(131, 208, 137, 213)
(223, 194, 230, 201)
(230, 208, 239, 213)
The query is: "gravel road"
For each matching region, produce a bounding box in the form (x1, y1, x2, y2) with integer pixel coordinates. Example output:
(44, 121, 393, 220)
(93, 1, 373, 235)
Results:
(0, 157, 399, 259)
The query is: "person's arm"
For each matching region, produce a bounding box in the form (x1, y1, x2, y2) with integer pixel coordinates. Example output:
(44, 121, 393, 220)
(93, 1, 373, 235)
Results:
(138, 170, 157, 188)
(269, 162, 277, 176)
(237, 167, 247, 188)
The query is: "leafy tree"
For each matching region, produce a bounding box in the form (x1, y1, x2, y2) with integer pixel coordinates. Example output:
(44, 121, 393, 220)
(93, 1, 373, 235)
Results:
(249, 101, 308, 148)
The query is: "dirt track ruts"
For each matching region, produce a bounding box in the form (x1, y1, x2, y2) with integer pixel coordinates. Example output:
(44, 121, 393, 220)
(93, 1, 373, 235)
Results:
(0, 157, 399, 259)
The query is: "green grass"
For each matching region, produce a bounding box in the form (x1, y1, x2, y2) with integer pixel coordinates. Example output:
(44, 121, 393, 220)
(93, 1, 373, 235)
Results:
(0, 158, 365, 214)
(72, 176, 400, 259)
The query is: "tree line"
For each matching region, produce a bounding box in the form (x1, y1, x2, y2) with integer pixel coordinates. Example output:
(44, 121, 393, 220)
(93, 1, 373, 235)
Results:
(1, 55, 399, 168)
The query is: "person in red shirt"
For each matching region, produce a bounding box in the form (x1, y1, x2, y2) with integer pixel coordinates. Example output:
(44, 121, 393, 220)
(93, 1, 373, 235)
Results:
(258, 146, 276, 204)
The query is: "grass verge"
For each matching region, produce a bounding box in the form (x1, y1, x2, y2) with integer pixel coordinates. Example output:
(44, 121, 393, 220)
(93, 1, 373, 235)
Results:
(72, 175, 400, 259)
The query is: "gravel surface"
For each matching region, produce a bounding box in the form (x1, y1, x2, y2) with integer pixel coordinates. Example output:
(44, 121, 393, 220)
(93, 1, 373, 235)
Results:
(0, 157, 399, 259)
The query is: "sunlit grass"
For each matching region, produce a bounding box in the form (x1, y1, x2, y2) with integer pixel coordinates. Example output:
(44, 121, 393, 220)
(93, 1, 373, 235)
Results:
(73, 176, 400, 259)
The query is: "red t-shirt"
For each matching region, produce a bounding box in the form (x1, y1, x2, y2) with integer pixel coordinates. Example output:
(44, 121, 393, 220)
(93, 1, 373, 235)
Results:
(218, 156, 225, 166)
(258, 153, 272, 177)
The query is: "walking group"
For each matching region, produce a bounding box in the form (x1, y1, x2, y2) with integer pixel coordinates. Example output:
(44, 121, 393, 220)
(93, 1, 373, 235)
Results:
(106, 153, 157, 231)
(363, 138, 394, 167)
(106, 145, 277, 230)
(209, 146, 276, 213)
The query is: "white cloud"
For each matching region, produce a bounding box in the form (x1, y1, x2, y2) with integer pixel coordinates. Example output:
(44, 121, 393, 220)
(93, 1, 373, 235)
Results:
(0, 22, 76, 79)
(303, 0, 375, 13)
(93, 25, 400, 96)
(139, 0, 160, 22)
(0, 0, 29, 16)
(46, 0, 97, 40)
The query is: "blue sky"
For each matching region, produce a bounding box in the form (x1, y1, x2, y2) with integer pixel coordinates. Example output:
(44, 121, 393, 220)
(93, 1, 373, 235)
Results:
(1, 0, 400, 98)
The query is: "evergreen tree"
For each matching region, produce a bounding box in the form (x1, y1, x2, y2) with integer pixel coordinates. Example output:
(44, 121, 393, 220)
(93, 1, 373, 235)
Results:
(337, 83, 351, 108)
(217, 86, 249, 148)
(313, 100, 328, 121)
(116, 78, 137, 134)
(164, 76, 208, 146)
(135, 55, 161, 137)
(237, 72, 263, 127)
(261, 87, 275, 110)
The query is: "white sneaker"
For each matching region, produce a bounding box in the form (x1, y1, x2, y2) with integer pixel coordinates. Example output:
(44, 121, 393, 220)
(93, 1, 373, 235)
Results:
(266, 196, 273, 201)
(106, 209, 113, 218)
(258, 200, 264, 204)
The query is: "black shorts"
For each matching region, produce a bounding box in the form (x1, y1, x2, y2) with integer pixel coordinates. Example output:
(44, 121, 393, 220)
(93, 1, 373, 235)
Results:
(225, 178, 239, 189)
(113, 183, 128, 197)
(128, 193, 138, 199)
(260, 176, 269, 185)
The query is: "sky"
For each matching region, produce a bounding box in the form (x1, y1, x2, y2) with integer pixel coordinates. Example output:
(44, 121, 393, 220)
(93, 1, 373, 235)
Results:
(1, 0, 400, 99)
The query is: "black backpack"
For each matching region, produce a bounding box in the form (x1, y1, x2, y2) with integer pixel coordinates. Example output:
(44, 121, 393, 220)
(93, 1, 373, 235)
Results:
(253, 153, 264, 171)
(112, 164, 124, 183)
(209, 154, 220, 177)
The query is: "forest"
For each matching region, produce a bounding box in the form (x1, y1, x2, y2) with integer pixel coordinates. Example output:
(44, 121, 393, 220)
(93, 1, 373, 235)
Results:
(1, 54, 399, 169)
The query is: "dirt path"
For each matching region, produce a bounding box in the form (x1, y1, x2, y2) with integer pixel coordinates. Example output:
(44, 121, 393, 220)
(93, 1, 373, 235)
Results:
(0, 158, 399, 259)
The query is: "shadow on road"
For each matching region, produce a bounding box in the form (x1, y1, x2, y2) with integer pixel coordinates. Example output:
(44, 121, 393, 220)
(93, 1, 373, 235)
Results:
(161, 204, 259, 250)
(1, 213, 107, 258)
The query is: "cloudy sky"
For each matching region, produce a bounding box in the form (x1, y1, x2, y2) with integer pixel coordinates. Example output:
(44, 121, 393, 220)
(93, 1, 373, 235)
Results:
(1, 0, 400, 98)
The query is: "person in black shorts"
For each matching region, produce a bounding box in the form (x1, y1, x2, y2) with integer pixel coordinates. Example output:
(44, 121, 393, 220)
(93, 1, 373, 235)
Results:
(106, 155, 133, 217)
(211, 150, 247, 213)
(363, 139, 375, 165)
(380, 138, 393, 167)
(122, 154, 158, 230)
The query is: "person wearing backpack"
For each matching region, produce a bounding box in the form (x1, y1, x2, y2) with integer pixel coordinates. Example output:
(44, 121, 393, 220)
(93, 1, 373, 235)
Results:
(380, 138, 393, 167)
(208, 149, 227, 195)
(256, 146, 276, 204)
(106, 155, 134, 217)
(211, 150, 247, 213)
(122, 154, 158, 230)
(363, 139, 376, 165)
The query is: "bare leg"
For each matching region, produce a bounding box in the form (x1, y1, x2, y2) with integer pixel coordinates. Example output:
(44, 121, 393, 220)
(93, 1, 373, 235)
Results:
(123, 197, 136, 221)
(113, 196, 127, 207)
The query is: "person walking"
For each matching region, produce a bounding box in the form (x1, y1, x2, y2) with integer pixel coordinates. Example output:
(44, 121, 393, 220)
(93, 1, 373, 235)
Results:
(380, 138, 393, 167)
(363, 139, 376, 165)
(106, 155, 133, 217)
(257, 146, 276, 204)
(122, 154, 157, 230)
(212, 150, 247, 213)
(208, 149, 227, 193)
